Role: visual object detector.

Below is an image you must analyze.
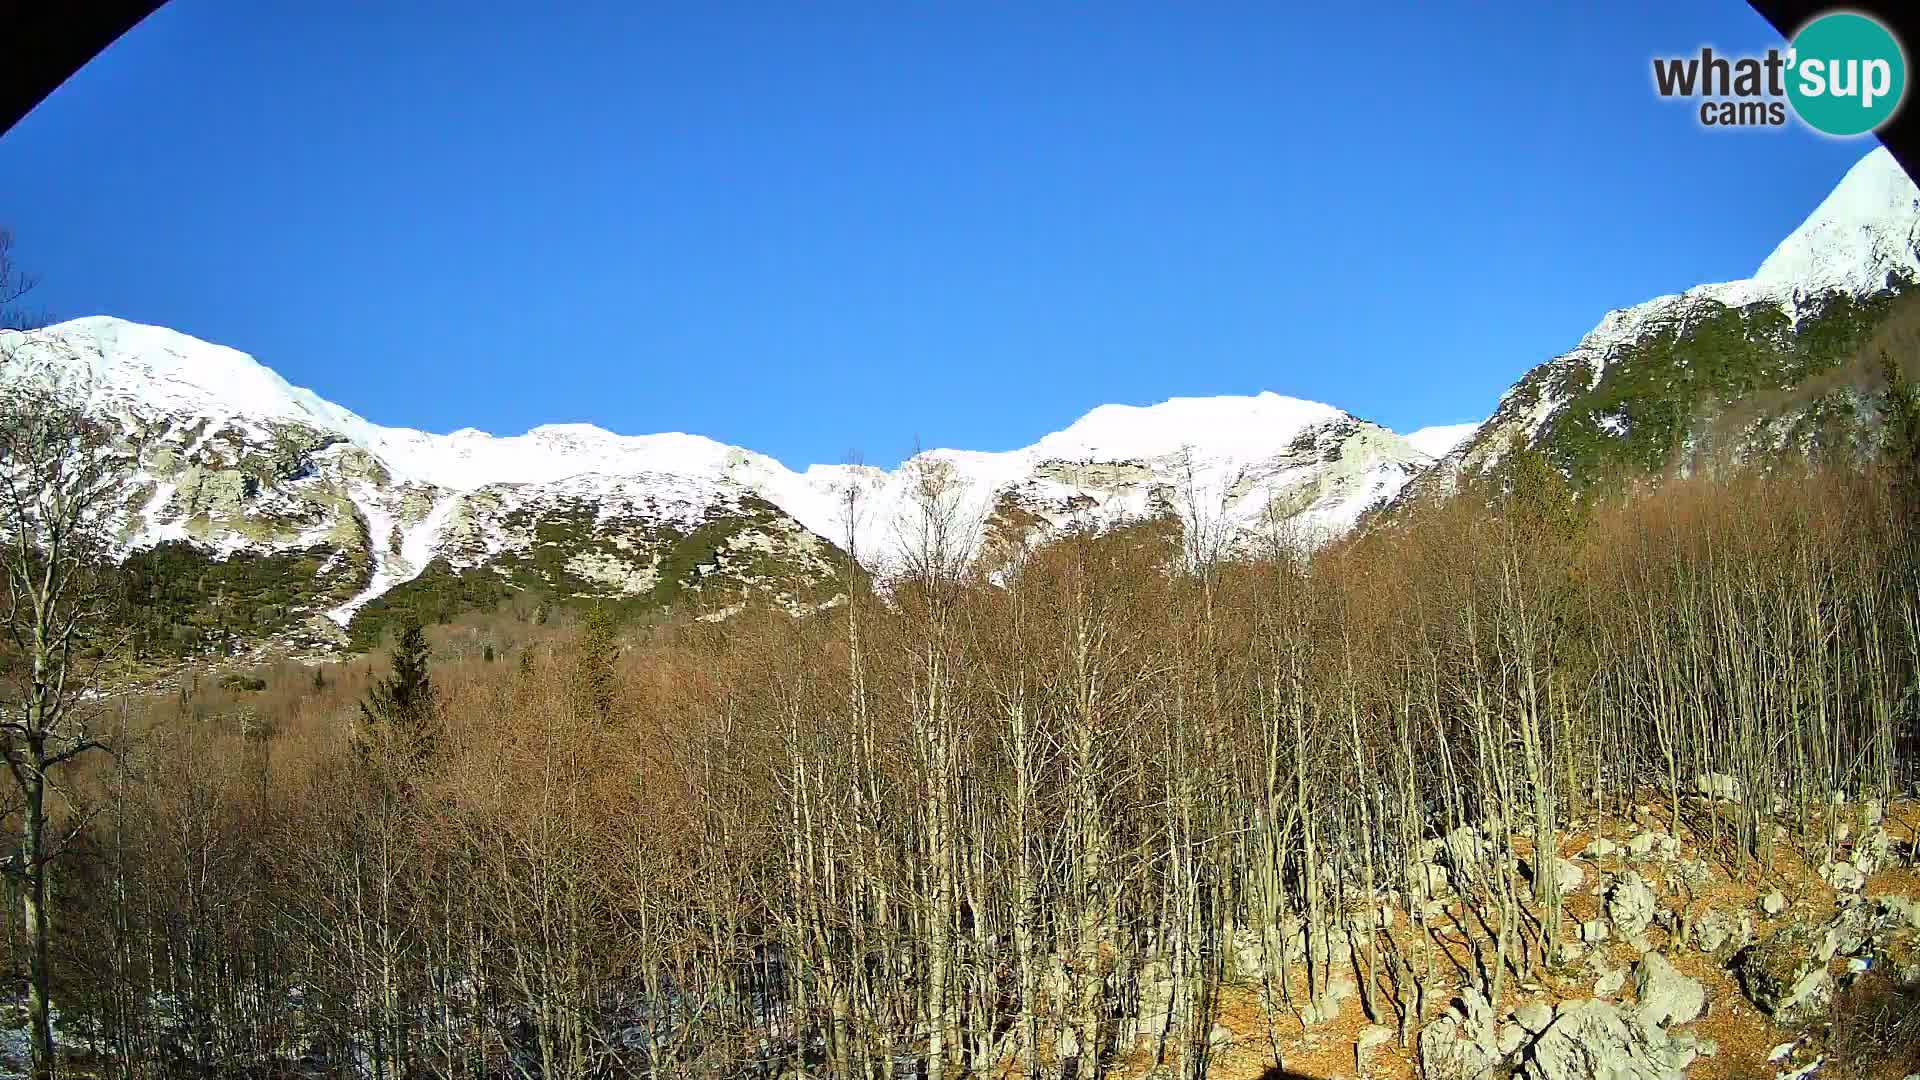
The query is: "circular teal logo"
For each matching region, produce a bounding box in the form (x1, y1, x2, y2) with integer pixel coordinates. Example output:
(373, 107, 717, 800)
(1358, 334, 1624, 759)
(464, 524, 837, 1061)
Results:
(1787, 12, 1907, 136)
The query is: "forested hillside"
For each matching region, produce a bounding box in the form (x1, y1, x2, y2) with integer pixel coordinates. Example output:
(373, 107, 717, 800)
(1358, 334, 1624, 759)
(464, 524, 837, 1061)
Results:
(22, 434, 1920, 1080)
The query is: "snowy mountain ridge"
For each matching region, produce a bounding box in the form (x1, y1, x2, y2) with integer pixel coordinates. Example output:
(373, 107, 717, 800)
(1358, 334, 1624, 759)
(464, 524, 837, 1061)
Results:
(0, 316, 1439, 640)
(4, 145, 1913, 651)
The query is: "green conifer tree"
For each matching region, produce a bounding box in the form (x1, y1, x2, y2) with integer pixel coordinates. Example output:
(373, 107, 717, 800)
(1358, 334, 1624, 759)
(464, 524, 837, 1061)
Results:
(359, 619, 437, 760)
(574, 605, 620, 726)
(1880, 349, 1920, 479)
(1495, 433, 1579, 541)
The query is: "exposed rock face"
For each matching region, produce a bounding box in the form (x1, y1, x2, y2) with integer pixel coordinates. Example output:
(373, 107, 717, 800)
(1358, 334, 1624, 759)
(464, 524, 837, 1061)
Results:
(1820, 901, 1873, 963)
(1608, 872, 1657, 939)
(1878, 895, 1920, 931)
(1821, 860, 1868, 891)
(1737, 925, 1833, 1025)
(1527, 854, 1586, 894)
(1554, 858, 1586, 893)
(1131, 959, 1174, 1043)
(1627, 831, 1677, 861)
(1418, 989, 1502, 1080)
(1595, 966, 1627, 999)
(1632, 952, 1705, 1030)
(1521, 998, 1698, 1080)
(1695, 773, 1744, 803)
(1514, 1001, 1555, 1035)
(1582, 838, 1620, 860)
(1691, 906, 1751, 963)
(1820, 825, 1897, 892)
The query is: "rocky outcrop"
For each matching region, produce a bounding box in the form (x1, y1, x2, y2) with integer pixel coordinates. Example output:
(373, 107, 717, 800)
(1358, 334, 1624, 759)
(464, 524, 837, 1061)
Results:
(1690, 906, 1752, 963)
(1736, 925, 1833, 1026)
(1520, 999, 1701, 1080)
(1418, 951, 1710, 1080)
(1418, 989, 1502, 1080)
(1632, 953, 1705, 1031)
(1608, 872, 1657, 940)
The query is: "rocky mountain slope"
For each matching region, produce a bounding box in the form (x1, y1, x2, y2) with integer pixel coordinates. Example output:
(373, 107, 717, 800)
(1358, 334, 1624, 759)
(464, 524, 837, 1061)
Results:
(1405, 147, 1920, 503)
(0, 318, 1439, 654)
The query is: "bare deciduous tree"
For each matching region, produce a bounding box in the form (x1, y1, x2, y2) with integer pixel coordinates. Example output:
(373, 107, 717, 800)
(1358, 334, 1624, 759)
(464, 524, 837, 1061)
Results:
(0, 360, 125, 1080)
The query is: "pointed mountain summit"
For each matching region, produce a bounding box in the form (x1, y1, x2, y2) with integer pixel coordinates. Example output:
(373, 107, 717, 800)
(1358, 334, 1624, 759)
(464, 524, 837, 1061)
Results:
(1407, 146, 1920, 501)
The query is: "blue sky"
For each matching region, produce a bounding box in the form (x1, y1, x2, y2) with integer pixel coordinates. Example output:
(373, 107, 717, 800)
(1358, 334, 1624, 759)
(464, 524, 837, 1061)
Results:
(0, 1, 1883, 468)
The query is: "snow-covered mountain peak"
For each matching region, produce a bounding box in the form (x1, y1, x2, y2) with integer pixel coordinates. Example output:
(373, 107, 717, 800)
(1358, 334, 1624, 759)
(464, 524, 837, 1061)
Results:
(1403, 422, 1481, 459)
(3, 316, 362, 434)
(1408, 144, 1920, 506)
(1749, 146, 1920, 298)
(1032, 391, 1347, 463)
(1545, 149, 1918, 385)
(3, 315, 1433, 629)
(1, 317, 783, 493)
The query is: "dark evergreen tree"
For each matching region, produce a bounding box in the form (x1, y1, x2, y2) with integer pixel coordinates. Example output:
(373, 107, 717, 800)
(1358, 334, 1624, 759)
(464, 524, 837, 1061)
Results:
(574, 605, 620, 726)
(359, 619, 437, 759)
(1485, 433, 1579, 542)
(1881, 349, 1920, 480)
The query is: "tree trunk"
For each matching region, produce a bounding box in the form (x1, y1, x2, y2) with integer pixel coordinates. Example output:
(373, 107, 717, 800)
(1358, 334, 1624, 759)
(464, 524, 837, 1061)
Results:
(24, 737, 53, 1080)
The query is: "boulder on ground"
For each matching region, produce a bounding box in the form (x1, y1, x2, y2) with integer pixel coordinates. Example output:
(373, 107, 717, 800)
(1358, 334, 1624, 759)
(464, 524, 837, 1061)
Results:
(1228, 932, 1267, 983)
(1418, 988, 1501, 1080)
(1595, 967, 1626, 998)
(1695, 772, 1744, 803)
(1856, 825, 1894, 873)
(1555, 858, 1586, 893)
(1608, 872, 1657, 938)
(1497, 1021, 1529, 1056)
(1736, 925, 1833, 1026)
(1877, 895, 1920, 931)
(1520, 999, 1695, 1080)
(1673, 858, 1715, 889)
(1820, 860, 1867, 892)
(1693, 907, 1738, 960)
(1819, 901, 1872, 963)
(1627, 831, 1677, 860)
(1704, 903, 1735, 953)
(1632, 952, 1706, 1030)
(1356, 1023, 1395, 1069)
(1131, 959, 1174, 1042)
(1440, 824, 1491, 881)
(1514, 1000, 1554, 1035)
